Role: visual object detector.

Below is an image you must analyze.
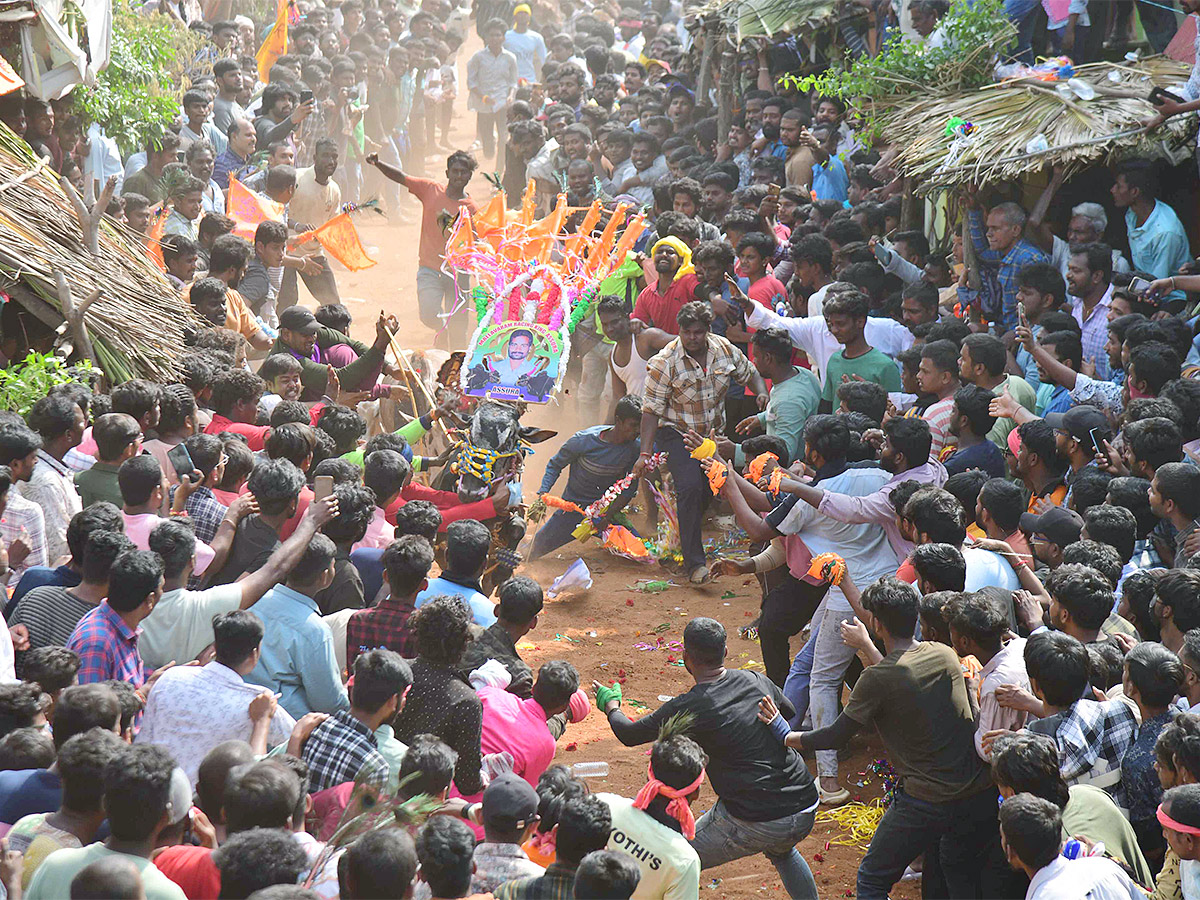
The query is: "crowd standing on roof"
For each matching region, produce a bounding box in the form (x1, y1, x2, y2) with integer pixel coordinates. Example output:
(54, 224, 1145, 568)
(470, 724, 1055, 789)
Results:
(8, 0, 1200, 899)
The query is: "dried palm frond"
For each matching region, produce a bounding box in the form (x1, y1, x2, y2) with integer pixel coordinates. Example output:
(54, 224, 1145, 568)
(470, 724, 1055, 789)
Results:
(303, 770, 443, 888)
(875, 57, 1197, 192)
(0, 121, 203, 382)
(690, 0, 867, 39)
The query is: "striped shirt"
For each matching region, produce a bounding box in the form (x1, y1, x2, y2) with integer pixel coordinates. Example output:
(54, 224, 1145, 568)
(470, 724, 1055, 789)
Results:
(922, 395, 958, 459)
(10, 587, 96, 677)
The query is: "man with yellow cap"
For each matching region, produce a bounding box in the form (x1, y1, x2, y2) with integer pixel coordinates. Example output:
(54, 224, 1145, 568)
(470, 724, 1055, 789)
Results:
(505, 3, 547, 84)
(631, 237, 700, 335)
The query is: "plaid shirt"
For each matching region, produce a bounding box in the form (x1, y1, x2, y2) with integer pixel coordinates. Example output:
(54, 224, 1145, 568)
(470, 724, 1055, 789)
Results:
(495, 862, 577, 900)
(302, 709, 389, 793)
(1049, 698, 1138, 791)
(67, 601, 144, 688)
(1, 492, 46, 587)
(968, 210, 1050, 332)
(643, 334, 756, 435)
(346, 595, 418, 668)
(183, 486, 228, 545)
(1071, 287, 1113, 381)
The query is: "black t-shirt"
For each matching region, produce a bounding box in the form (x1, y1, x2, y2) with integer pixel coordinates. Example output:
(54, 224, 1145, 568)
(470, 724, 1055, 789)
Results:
(208, 516, 280, 586)
(607, 669, 817, 821)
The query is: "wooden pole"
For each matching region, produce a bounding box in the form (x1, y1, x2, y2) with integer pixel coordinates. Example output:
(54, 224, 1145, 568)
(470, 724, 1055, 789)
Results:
(717, 32, 736, 143)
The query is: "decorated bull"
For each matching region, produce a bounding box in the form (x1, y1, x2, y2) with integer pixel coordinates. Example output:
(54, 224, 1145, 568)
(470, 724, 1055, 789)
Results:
(433, 400, 555, 594)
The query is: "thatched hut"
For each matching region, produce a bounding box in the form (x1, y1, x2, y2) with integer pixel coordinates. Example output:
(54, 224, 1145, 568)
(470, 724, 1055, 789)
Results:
(875, 57, 1198, 193)
(0, 123, 201, 383)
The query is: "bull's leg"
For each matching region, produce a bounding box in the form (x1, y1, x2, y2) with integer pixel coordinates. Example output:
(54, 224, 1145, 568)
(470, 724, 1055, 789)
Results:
(482, 513, 527, 596)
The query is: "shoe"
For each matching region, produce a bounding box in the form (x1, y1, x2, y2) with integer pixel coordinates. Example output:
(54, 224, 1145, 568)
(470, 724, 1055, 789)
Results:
(818, 784, 850, 806)
(689, 565, 711, 585)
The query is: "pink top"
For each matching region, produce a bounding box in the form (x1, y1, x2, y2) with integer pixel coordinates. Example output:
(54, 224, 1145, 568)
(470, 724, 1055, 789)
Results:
(353, 507, 395, 551)
(122, 512, 216, 574)
(77, 426, 98, 458)
(479, 685, 556, 788)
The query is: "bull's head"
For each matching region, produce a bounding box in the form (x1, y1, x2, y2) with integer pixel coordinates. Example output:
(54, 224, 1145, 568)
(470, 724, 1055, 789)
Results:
(452, 401, 556, 502)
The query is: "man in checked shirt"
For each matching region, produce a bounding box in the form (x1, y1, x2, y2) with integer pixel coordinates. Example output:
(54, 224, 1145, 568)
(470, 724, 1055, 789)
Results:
(634, 301, 768, 585)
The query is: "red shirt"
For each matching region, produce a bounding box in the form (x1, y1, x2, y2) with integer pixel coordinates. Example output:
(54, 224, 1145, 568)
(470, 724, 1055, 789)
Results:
(404, 176, 480, 271)
(204, 413, 269, 452)
(155, 844, 220, 900)
(747, 274, 787, 309)
(384, 482, 500, 532)
(280, 485, 314, 539)
(631, 273, 700, 335)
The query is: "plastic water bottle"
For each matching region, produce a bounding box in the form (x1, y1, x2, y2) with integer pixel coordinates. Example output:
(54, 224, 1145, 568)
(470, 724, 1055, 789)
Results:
(572, 762, 609, 778)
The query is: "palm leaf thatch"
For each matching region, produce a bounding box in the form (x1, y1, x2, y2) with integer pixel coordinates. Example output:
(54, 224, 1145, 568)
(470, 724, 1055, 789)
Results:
(690, 0, 868, 40)
(875, 57, 1198, 192)
(0, 121, 202, 382)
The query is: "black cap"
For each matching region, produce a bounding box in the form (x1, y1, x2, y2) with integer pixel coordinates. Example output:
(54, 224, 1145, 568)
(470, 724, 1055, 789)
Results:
(278, 306, 319, 334)
(1044, 405, 1112, 444)
(1019, 506, 1083, 548)
(481, 773, 539, 829)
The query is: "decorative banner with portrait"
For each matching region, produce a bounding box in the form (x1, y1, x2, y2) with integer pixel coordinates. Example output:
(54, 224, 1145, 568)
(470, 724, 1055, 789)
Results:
(442, 185, 648, 405)
(464, 322, 561, 403)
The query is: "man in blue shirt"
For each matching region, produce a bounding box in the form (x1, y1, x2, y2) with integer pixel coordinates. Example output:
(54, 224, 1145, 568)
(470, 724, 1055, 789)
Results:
(245, 533, 349, 719)
(808, 124, 849, 204)
(415, 519, 497, 626)
(1112, 158, 1190, 300)
(965, 193, 1049, 332)
(530, 396, 643, 560)
(504, 3, 547, 84)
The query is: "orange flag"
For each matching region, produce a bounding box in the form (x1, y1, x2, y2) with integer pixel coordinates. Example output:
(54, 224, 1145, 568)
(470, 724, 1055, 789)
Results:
(308, 212, 376, 271)
(146, 208, 167, 272)
(256, 0, 290, 82)
(227, 175, 284, 242)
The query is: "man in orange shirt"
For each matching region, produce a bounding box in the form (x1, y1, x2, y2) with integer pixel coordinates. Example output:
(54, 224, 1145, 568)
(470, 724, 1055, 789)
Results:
(185, 234, 272, 350)
(365, 150, 480, 348)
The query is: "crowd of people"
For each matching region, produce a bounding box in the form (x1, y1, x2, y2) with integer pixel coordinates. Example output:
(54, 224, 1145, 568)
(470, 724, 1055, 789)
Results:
(4, 0, 1200, 898)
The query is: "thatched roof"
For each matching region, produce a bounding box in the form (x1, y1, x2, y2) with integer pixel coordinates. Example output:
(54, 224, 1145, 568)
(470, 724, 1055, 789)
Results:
(874, 57, 1198, 193)
(0, 123, 202, 382)
(689, 0, 869, 40)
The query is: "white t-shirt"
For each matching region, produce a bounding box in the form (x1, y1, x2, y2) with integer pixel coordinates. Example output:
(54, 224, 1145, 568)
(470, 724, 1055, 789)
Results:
(597, 793, 701, 900)
(138, 583, 244, 669)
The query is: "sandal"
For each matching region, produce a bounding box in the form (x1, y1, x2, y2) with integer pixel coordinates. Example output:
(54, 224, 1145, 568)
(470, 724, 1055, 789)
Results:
(689, 565, 712, 585)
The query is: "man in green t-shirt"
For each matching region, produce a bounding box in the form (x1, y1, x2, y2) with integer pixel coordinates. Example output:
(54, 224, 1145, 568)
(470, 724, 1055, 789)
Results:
(760, 576, 997, 899)
(819, 290, 900, 410)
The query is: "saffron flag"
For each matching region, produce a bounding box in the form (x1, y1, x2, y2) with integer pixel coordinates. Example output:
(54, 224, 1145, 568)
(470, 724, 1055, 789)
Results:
(296, 213, 376, 271)
(226, 175, 285, 243)
(147, 208, 167, 272)
(0, 53, 23, 97)
(256, 0, 290, 82)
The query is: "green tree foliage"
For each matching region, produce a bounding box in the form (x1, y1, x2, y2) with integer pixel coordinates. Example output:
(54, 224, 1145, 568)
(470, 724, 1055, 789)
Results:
(73, 8, 204, 157)
(0, 351, 99, 417)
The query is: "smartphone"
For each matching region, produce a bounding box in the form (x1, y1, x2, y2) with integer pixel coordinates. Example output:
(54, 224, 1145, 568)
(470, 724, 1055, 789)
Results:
(1129, 276, 1154, 296)
(1089, 427, 1105, 457)
(300, 89, 314, 105)
(1149, 86, 1185, 106)
(1018, 301, 1028, 328)
(314, 475, 334, 502)
(767, 183, 781, 198)
(166, 443, 196, 480)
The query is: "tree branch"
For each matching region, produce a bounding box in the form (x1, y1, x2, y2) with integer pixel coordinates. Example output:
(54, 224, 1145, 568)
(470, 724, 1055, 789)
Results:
(53, 268, 98, 365)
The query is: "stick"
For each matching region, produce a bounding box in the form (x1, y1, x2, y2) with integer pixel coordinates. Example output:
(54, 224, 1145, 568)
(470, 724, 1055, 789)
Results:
(53, 268, 99, 366)
(384, 326, 450, 442)
(0, 156, 50, 195)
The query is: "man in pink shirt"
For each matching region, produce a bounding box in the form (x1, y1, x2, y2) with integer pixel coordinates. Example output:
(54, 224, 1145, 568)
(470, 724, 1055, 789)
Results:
(355, 450, 408, 551)
(479, 660, 579, 787)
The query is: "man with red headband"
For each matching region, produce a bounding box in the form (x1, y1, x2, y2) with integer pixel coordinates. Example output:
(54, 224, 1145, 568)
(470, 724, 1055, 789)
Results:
(596, 729, 704, 898)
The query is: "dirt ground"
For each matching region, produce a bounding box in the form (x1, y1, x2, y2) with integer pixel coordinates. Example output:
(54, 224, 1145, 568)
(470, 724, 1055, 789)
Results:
(298, 37, 920, 899)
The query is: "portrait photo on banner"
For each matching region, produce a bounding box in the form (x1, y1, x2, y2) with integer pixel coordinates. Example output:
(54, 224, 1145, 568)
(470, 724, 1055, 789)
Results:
(464, 321, 561, 403)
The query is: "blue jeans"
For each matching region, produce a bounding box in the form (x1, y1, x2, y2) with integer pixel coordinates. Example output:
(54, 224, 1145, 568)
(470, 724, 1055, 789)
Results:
(1005, 0, 1040, 62)
(690, 799, 819, 899)
(783, 628, 817, 729)
(856, 786, 999, 899)
(529, 508, 583, 560)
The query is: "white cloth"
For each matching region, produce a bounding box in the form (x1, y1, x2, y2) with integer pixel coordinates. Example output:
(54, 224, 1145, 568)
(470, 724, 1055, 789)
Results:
(17, 451, 82, 564)
(598, 793, 701, 900)
(975, 637, 1029, 760)
(84, 122, 124, 194)
(1050, 235, 1130, 281)
(137, 660, 296, 785)
(138, 583, 245, 670)
(745, 299, 914, 386)
(1026, 855, 1143, 900)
